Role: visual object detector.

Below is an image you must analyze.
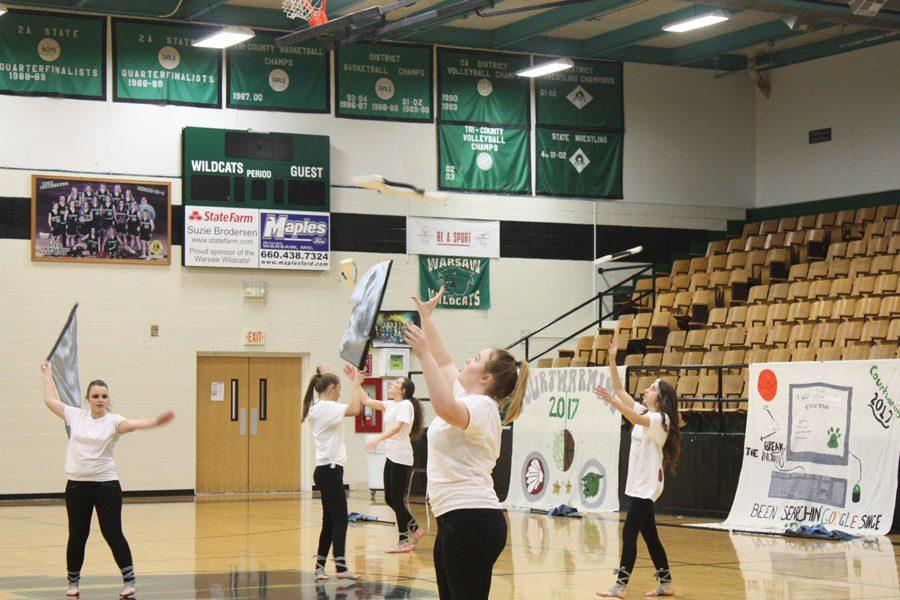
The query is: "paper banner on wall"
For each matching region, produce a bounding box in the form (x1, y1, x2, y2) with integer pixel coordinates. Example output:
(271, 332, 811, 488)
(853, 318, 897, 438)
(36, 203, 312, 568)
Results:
(407, 216, 499, 258)
(693, 361, 900, 536)
(419, 255, 490, 310)
(504, 367, 621, 514)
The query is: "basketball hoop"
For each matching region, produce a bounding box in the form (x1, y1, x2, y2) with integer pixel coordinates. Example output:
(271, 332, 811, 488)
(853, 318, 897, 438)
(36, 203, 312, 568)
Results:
(283, 0, 329, 26)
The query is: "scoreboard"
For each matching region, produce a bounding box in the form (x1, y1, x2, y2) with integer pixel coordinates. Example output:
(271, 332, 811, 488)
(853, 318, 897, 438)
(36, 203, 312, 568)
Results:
(182, 127, 330, 212)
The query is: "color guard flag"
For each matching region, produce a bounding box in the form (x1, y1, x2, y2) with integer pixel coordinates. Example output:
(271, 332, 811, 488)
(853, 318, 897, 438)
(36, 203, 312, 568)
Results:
(48, 304, 81, 421)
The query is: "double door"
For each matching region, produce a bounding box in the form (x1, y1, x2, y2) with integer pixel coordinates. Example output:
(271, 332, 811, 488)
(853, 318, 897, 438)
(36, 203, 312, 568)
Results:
(196, 356, 301, 493)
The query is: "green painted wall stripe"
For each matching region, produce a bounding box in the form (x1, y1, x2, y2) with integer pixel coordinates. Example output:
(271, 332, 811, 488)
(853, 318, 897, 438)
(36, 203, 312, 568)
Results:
(747, 190, 900, 222)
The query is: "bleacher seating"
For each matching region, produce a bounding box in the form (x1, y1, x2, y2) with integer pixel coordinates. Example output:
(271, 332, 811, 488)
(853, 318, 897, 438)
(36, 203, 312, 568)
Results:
(538, 202, 899, 414)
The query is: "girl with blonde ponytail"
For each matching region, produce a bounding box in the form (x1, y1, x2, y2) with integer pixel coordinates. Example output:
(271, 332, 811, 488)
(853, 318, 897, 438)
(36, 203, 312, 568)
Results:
(302, 364, 362, 582)
(402, 287, 530, 600)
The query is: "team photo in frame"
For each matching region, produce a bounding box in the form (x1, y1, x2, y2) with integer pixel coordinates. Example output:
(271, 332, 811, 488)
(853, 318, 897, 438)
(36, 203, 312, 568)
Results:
(31, 175, 171, 265)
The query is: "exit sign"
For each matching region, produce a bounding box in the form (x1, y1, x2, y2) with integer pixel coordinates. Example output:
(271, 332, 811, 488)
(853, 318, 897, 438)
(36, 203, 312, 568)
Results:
(244, 329, 265, 346)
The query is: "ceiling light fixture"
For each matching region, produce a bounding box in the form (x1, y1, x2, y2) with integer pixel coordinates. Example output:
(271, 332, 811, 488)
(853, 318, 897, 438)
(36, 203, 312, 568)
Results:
(194, 26, 255, 49)
(0, 3, 8, 16)
(662, 10, 730, 33)
(516, 57, 574, 78)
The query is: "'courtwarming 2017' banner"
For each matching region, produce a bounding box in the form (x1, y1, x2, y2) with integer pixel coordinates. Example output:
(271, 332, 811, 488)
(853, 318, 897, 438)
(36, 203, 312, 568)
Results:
(695, 360, 899, 536)
(504, 367, 620, 514)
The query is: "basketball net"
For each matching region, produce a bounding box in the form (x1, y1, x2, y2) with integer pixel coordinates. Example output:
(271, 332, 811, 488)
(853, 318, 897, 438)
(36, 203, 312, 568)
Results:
(283, 0, 329, 27)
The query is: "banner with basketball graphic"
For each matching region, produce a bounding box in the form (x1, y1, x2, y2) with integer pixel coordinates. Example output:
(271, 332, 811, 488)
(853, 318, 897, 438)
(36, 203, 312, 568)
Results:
(227, 34, 328, 113)
(336, 42, 433, 122)
(112, 19, 221, 107)
(0, 10, 105, 100)
(697, 360, 900, 536)
(504, 367, 621, 514)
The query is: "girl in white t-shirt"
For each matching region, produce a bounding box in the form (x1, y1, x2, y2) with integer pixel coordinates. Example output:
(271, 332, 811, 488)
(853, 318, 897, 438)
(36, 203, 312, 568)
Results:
(402, 287, 530, 600)
(41, 361, 174, 599)
(356, 376, 425, 552)
(595, 339, 681, 598)
(301, 365, 361, 582)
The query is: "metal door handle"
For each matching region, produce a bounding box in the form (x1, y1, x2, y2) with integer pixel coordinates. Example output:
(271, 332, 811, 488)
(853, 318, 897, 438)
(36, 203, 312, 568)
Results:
(230, 379, 239, 421)
(259, 378, 267, 421)
(250, 408, 259, 436)
(239, 408, 248, 435)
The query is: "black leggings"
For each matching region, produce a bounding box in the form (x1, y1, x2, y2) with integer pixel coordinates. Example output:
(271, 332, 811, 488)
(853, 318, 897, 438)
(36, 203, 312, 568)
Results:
(313, 465, 349, 572)
(619, 496, 670, 575)
(433, 509, 507, 600)
(383, 459, 418, 542)
(65, 480, 133, 582)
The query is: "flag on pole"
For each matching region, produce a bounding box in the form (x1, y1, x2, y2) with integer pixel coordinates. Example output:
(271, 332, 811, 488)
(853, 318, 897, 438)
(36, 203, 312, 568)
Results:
(48, 304, 81, 414)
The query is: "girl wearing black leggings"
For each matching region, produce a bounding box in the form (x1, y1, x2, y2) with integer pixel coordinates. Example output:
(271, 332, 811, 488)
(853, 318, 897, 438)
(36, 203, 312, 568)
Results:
(595, 339, 681, 598)
(402, 287, 530, 600)
(356, 376, 425, 552)
(302, 365, 361, 582)
(41, 361, 174, 598)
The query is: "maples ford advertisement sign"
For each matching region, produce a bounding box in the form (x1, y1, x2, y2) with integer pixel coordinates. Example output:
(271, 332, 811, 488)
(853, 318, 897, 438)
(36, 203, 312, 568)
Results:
(183, 205, 329, 270)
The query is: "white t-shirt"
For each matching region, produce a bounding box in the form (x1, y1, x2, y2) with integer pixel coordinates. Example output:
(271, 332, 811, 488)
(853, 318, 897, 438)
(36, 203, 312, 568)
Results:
(383, 400, 415, 466)
(426, 381, 502, 517)
(308, 400, 348, 467)
(63, 405, 126, 482)
(624, 404, 669, 501)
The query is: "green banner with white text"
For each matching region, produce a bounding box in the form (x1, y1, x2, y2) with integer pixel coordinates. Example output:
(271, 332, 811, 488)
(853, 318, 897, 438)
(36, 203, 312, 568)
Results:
(536, 127, 622, 198)
(0, 10, 105, 99)
(535, 57, 623, 130)
(113, 19, 221, 107)
(227, 33, 328, 112)
(336, 42, 432, 122)
(437, 48, 530, 127)
(438, 123, 530, 194)
(420, 255, 490, 310)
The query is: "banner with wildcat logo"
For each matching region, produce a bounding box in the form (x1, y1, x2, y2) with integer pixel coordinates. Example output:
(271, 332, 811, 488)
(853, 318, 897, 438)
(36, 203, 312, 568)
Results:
(419, 255, 490, 310)
(692, 360, 900, 536)
(504, 367, 621, 514)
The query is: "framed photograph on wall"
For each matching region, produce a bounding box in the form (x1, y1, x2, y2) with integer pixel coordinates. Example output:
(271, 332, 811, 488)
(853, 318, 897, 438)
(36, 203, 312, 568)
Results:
(356, 377, 383, 433)
(373, 310, 420, 347)
(31, 175, 171, 265)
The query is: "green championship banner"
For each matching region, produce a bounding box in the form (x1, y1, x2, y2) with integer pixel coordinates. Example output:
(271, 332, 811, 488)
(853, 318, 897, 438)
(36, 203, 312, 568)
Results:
(535, 57, 623, 130)
(113, 19, 221, 107)
(336, 42, 432, 122)
(227, 33, 328, 113)
(419, 255, 490, 310)
(0, 10, 105, 99)
(536, 128, 622, 199)
(438, 124, 530, 194)
(437, 48, 530, 127)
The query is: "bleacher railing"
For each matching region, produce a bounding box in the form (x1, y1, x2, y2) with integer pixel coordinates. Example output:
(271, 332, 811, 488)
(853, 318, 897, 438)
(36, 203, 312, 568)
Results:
(506, 262, 657, 362)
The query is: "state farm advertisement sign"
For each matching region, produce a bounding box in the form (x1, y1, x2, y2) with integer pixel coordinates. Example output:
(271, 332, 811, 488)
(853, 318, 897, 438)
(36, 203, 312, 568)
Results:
(183, 206, 330, 271)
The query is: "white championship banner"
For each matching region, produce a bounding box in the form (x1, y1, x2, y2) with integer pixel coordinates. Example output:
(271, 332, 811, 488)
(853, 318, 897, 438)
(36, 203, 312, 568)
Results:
(407, 216, 500, 258)
(504, 367, 621, 514)
(696, 360, 900, 536)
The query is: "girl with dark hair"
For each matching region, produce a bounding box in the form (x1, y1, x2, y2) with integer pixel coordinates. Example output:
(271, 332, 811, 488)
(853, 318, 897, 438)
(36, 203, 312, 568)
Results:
(302, 365, 362, 582)
(596, 339, 681, 598)
(355, 375, 426, 553)
(40, 361, 174, 598)
(402, 287, 530, 600)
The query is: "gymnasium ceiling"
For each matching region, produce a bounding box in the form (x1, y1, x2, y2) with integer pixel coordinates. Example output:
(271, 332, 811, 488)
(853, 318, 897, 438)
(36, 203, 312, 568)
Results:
(8, 0, 900, 72)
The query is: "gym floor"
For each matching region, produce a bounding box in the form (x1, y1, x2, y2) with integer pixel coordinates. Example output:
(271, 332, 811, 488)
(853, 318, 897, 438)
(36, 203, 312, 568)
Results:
(0, 493, 897, 599)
